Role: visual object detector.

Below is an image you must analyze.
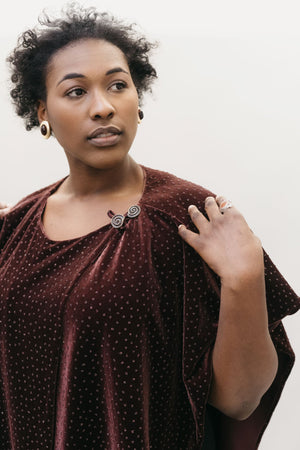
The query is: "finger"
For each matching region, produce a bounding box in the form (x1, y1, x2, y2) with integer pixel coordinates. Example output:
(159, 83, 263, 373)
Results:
(0, 202, 9, 209)
(204, 196, 221, 220)
(188, 204, 208, 231)
(215, 195, 234, 214)
(215, 195, 229, 207)
(178, 224, 202, 252)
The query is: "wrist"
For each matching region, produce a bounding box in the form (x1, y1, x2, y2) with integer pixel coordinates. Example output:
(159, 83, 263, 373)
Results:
(221, 265, 264, 290)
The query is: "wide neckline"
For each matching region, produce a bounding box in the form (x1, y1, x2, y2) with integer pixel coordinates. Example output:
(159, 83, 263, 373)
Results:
(38, 165, 148, 244)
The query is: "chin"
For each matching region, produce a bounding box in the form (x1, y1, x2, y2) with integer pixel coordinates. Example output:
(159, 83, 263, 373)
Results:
(87, 151, 131, 171)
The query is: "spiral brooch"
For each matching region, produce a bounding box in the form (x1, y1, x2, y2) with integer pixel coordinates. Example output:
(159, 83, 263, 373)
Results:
(110, 205, 141, 229)
(127, 205, 141, 218)
(111, 214, 125, 228)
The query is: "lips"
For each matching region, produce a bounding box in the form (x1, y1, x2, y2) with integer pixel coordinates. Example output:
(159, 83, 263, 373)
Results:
(87, 126, 121, 140)
(87, 125, 122, 148)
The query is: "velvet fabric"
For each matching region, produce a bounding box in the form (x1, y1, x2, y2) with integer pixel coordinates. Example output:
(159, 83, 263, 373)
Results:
(0, 166, 298, 449)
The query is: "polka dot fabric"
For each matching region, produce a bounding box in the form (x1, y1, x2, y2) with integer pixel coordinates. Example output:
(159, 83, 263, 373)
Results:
(0, 166, 298, 449)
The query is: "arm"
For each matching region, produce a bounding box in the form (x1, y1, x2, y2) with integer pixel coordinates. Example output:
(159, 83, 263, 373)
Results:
(178, 196, 278, 420)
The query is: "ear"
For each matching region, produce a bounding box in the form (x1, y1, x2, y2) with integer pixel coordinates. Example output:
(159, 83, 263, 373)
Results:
(37, 100, 48, 124)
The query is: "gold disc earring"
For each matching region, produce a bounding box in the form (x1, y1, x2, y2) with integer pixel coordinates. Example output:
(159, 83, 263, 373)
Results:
(40, 120, 51, 139)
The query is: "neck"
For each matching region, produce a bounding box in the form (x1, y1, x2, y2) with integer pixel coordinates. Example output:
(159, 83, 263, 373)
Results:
(60, 156, 143, 199)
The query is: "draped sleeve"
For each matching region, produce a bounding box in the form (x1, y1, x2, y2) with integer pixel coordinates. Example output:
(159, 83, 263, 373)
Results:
(181, 238, 299, 449)
(141, 166, 299, 449)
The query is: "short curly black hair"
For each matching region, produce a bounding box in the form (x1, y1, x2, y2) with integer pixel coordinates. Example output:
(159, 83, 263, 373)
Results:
(7, 3, 157, 131)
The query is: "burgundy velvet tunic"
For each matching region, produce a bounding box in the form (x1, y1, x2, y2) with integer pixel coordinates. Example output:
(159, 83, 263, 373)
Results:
(0, 166, 298, 449)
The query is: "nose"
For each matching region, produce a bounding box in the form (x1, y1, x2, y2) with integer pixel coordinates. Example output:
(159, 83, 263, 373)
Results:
(89, 91, 115, 120)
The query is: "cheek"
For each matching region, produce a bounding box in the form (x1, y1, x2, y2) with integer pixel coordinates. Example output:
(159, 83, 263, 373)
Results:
(47, 102, 83, 140)
(47, 113, 80, 148)
(124, 90, 139, 113)
(47, 100, 74, 124)
(125, 99, 139, 123)
(126, 106, 139, 133)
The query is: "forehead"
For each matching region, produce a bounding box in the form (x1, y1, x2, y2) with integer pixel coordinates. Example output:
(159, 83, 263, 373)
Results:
(46, 39, 129, 83)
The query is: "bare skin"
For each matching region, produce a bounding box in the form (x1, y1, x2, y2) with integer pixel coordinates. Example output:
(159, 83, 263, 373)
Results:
(42, 157, 144, 241)
(178, 196, 278, 419)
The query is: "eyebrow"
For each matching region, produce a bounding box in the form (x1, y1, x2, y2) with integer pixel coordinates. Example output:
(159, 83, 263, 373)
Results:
(57, 67, 129, 86)
(106, 67, 129, 76)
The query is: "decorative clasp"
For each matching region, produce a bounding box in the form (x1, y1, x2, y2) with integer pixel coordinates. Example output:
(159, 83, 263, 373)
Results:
(109, 205, 141, 229)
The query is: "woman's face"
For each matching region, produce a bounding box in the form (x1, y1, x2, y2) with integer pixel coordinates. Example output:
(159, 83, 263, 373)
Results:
(38, 39, 140, 171)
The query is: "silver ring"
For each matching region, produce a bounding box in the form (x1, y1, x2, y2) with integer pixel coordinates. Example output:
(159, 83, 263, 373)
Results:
(219, 200, 233, 213)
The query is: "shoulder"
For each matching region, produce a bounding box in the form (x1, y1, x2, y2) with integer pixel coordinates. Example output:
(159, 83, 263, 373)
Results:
(0, 180, 62, 248)
(142, 166, 214, 224)
(1, 179, 64, 231)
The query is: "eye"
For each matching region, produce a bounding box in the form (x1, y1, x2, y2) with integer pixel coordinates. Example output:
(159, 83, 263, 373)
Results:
(66, 87, 86, 98)
(110, 81, 127, 92)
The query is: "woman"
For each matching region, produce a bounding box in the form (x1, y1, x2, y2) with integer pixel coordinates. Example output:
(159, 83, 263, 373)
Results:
(0, 5, 298, 449)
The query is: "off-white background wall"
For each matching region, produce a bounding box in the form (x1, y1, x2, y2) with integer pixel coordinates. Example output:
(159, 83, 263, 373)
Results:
(0, 1, 299, 448)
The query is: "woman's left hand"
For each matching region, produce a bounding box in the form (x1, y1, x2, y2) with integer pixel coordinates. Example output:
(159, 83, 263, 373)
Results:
(178, 196, 264, 284)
